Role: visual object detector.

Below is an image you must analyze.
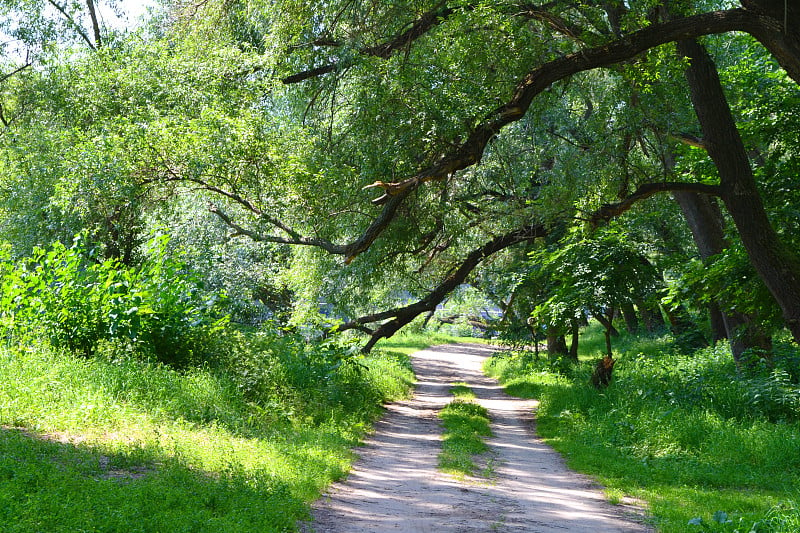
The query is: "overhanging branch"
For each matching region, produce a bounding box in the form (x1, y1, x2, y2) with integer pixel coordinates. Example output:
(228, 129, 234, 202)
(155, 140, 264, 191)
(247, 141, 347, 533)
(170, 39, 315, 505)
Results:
(366, 9, 761, 208)
(588, 181, 723, 226)
(338, 223, 548, 352)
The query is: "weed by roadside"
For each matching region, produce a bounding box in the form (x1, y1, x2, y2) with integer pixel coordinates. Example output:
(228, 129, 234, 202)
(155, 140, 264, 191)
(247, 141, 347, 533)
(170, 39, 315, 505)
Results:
(0, 332, 458, 532)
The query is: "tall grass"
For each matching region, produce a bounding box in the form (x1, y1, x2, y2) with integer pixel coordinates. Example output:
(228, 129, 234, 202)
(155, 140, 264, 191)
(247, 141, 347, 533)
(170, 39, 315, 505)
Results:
(0, 329, 425, 532)
(485, 324, 800, 532)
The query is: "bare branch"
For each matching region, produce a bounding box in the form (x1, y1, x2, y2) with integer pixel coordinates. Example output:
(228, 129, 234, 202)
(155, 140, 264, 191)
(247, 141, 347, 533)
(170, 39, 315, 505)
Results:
(208, 202, 347, 254)
(0, 62, 32, 84)
(85, 0, 103, 48)
(47, 0, 96, 50)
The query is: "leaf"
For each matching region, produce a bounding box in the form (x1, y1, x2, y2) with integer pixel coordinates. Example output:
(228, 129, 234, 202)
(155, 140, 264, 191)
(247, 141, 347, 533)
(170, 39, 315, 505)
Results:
(712, 510, 731, 524)
(687, 517, 704, 526)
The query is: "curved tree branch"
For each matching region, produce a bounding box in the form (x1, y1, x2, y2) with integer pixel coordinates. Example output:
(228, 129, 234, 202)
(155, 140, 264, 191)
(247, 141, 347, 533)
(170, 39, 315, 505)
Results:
(281, 3, 458, 85)
(587, 181, 723, 226)
(367, 9, 761, 207)
(338, 223, 548, 352)
(181, 9, 780, 265)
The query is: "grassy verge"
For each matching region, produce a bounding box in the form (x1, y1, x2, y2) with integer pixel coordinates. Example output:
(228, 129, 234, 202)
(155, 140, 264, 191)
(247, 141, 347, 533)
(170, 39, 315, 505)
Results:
(484, 324, 800, 532)
(0, 331, 472, 532)
(438, 383, 493, 478)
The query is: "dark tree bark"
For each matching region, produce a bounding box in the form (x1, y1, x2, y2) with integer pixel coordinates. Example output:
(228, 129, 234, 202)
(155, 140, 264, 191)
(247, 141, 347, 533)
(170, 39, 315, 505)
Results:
(677, 37, 800, 345)
(546, 333, 568, 358)
(708, 301, 728, 343)
(620, 302, 639, 334)
(568, 317, 580, 361)
(741, 0, 800, 83)
(85, 0, 102, 48)
(593, 310, 620, 338)
(672, 190, 773, 363)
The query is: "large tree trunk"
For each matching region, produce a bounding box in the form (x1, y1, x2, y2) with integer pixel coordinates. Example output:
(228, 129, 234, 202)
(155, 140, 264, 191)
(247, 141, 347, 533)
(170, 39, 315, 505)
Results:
(620, 302, 639, 333)
(672, 191, 773, 362)
(546, 332, 568, 359)
(677, 37, 800, 346)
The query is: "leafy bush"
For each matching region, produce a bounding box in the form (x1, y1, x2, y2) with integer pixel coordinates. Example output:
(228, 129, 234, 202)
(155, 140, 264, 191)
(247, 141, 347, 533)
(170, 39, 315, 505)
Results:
(217, 326, 413, 424)
(0, 235, 227, 366)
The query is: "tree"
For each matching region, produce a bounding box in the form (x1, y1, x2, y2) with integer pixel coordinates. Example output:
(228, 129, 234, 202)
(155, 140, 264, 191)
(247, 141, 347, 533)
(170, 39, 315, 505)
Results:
(3, 0, 800, 356)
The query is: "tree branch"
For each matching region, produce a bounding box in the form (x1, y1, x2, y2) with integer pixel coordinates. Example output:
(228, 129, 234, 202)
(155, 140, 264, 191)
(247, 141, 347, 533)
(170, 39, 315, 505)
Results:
(207, 202, 347, 254)
(281, 3, 458, 85)
(588, 182, 723, 226)
(338, 223, 548, 352)
(366, 9, 761, 208)
(47, 0, 96, 50)
(85, 0, 102, 49)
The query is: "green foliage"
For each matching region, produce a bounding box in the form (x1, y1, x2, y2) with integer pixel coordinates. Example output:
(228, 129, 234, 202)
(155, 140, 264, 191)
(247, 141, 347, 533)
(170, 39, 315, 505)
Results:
(218, 326, 414, 425)
(485, 327, 800, 532)
(0, 234, 227, 366)
(528, 226, 662, 334)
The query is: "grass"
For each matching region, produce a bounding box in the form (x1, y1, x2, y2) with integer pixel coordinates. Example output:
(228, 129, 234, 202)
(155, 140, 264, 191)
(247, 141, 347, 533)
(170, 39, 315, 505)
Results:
(438, 383, 492, 478)
(485, 323, 800, 532)
(0, 331, 470, 532)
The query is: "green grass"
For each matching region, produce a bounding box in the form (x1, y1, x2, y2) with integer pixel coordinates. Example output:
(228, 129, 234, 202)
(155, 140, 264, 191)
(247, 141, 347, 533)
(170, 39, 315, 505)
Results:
(375, 332, 487, 357)
(449, 382, 477, 400)
(438, 384, 492, 477)
(0, 330, 455, 532)
(485, 323, 800, 532)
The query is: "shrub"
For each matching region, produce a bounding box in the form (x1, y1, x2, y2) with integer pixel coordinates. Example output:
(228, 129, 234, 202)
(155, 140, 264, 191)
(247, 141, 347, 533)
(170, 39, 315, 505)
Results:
(0, 234, 227, 367)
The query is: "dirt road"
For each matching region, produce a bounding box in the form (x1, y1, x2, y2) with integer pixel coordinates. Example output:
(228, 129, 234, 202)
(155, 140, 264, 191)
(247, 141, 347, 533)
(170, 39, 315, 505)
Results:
(300, 343, 651, 532)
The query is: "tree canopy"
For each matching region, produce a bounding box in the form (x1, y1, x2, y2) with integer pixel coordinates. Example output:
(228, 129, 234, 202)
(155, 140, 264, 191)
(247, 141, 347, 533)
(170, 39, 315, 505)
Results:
(1, 0, 799, 358)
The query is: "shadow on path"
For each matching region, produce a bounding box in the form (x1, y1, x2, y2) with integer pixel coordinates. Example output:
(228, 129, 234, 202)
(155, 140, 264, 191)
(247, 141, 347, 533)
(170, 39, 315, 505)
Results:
(301, 343, 652, 533)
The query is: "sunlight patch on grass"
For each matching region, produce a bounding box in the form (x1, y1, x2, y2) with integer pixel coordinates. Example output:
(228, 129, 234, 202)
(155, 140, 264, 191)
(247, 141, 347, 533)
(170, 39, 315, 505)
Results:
(438, 383, 492, 478)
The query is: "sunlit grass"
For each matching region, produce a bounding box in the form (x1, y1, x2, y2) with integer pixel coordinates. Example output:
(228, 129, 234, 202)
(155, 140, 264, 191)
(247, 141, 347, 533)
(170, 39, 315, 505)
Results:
(438, 384, 492, 478)
(485, 323, 800, 532)
(0, 333, 431, 532)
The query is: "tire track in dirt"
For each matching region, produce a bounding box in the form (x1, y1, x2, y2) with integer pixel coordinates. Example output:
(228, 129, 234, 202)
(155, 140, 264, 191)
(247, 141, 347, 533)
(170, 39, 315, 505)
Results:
(300, 343, 652, 532)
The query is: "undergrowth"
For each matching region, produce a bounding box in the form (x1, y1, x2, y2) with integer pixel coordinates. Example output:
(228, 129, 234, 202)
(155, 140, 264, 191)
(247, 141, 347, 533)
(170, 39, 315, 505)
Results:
(485, 323, 800, 532)
(0, 331, 454, 532)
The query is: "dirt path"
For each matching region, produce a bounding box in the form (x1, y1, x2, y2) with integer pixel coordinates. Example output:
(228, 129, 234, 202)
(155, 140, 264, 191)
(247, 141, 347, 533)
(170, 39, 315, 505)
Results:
(301, 343, 652, 532)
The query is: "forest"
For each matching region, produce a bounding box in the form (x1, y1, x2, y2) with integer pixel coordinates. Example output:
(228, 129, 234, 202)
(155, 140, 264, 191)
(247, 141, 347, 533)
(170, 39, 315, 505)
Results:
(0, 0, 799, 531)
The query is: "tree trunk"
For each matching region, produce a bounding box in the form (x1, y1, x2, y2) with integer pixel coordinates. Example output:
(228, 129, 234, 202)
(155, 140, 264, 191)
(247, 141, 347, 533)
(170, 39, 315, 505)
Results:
(708, 301, 728, 343)
(677, 38, 800, 346)
(590, 355, 616, 389)
(546, 333, 568, 359)
(741, 0, 800, 84)
(593, 310, 620, 337)
(620, 302, 639, 333)
(672, 190, 773, 361)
